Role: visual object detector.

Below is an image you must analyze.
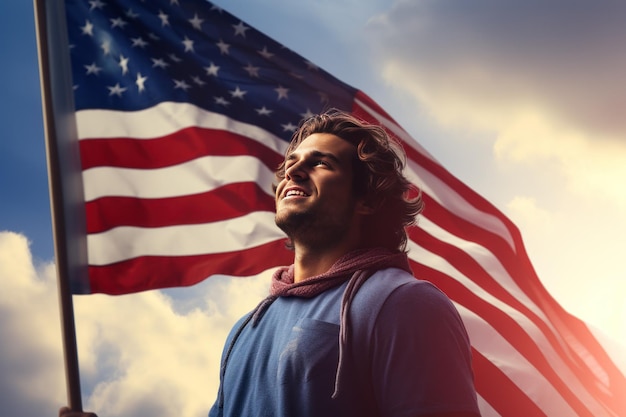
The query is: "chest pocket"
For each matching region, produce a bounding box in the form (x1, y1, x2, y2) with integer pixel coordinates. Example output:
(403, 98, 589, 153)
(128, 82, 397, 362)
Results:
(277, 318, 339, 385)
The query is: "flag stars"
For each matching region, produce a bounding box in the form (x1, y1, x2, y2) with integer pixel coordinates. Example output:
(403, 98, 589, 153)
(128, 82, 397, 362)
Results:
(205, 62, 219, 76)
(101, 39, 112, 55)
(281, 122, 298, 132)
(89, 0, 105, 10)
(126, 8, 140, 19)
(81, 20, 94, 36)
(216, 39, 230, 55)
(151, 58, 169, 69)
(189, 13, 204, 30)
(158, 10, 170, 26)
(214, 96, 230, 106)
(131, 37, 148, 48)
(169, 54, 182, 63)
(232, 21, 250, 37)
(255, 106, 272, 116)
(84, 62, 102, 75)
(136, 72, 147, 92)
(107, 83, 127, 97)
(119, 55, 129, 75)
(243, 63, 260, 78)
(173, 79, 191, 91)
(110, 17, 128, 29)
(182, 36, 195, 52)
(258, 46, 274, 60)
(274, 85, 289, 100)
(305, 60, 319, 71)
(301, 109, 316, 119)
(229, 86, 247, 99)
(192, 76, 205, 86)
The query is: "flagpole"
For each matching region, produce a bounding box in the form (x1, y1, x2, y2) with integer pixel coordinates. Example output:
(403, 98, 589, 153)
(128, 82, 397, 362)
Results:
(33, 0, 87, 411)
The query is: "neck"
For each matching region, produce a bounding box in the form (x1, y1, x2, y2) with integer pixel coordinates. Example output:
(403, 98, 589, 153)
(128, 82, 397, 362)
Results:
(292, 239, 362, 283)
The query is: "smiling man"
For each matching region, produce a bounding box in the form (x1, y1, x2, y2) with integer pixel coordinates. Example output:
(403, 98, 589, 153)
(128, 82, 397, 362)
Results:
(209, 110, 480, 417)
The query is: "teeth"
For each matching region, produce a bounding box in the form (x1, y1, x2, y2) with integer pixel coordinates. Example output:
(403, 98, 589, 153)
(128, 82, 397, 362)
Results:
(286, 190, 308, 197)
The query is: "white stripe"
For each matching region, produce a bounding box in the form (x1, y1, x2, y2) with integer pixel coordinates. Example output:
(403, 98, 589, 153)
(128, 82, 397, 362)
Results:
(357, 96, 517, 253)
(458, 303, 611, 417)
(354, 96, 439, 164)
(477, 393, 502, 417)
(408, 237, 608, 416)
(406, 157, 517, 251)
(83, 155, 276, 201)
(87, 211, 285, 265)
(75, 102, 290, 155)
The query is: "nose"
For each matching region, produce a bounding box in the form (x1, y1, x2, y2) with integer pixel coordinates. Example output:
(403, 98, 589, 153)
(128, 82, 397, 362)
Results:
(284, 159, 308, 181)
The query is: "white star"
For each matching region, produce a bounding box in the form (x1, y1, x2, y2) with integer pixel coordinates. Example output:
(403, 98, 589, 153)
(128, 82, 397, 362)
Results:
(189, 13, 204, 30)
(89, 0, 105, 10)
(101, 39, 111, 55)
(210, 5, 223, 12)
(107, 83, 127, 97)
(126, 8, 140, 19)
(131, 37, 148, 48)
(151, 58, 169, 69)
(192, 76, 205, 86)
(148, 32, 160, 41)
(169, 54, 182, 63)
(232, 21, 250, 37)
(274, 85, 289, 100)
(205, 62, 219, 76)
(136, 72, 147, 92)
(84, 62, 102, 75)
(229, 86, 247, 99)
(243, 63, 260, 78)
(214, 96, 230, 106)
(281, 122, 298, 132)
(258, 46, 274, 60)
(182, 36, 194, 52)
(300, 109, 316, 119)
(318, 91, 329, 103)
(216, 39, 230, 55)
(174, 79, 191, 91)
(170, 0, 180, 5)
(110, 17, 128, 29)
(255, 106, 273, 116)
(119, 55, 129, 75)
(80, 20, 94, 36)
(158, 10, 170, 26)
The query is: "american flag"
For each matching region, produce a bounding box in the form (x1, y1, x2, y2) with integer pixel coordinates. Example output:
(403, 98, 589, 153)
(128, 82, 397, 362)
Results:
(55, 0, 625, 415)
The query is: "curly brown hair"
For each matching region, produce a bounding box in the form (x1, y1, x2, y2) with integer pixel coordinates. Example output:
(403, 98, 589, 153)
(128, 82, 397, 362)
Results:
(275, 109, 424, 252)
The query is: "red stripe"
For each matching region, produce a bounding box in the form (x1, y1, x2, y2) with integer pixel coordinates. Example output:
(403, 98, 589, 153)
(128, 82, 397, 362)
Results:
(88, 239, 293, 295)
(85, 182, 276, 233)
(410, 257, 597, 417)
(79, 127, 284, 170)
(471, 348, 548, 417)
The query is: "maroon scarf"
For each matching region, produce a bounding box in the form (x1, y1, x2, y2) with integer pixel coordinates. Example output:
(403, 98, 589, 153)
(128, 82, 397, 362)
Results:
(269, 247, 412, 298)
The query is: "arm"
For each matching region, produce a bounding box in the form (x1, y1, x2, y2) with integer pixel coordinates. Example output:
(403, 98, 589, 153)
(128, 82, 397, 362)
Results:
(369, 280, 480, 417)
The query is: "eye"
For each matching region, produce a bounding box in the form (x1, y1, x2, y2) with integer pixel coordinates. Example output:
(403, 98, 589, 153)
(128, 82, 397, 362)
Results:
(313, 160, 329, 167)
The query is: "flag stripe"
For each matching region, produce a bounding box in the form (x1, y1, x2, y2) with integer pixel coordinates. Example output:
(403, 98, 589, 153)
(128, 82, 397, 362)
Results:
(87, 211, 284, 265)
(87, 240, 292, 295)
(86, 182, 276, 233)
(57, 1, 625, 415)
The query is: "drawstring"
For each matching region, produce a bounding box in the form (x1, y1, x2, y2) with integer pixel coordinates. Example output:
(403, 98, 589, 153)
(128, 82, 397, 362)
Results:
(332, 269, 374, 399)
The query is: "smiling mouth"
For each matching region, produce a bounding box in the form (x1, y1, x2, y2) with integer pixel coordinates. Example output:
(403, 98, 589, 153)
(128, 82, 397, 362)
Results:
(284, 189, 310, 198)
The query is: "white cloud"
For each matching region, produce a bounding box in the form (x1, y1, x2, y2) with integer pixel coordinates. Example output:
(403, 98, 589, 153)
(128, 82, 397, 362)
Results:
(365, 0, 626, 207)
(0, 231, 270, 417)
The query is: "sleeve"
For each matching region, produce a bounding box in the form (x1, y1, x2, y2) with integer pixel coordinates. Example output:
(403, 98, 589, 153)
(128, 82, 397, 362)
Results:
(368, 281, 480, 417)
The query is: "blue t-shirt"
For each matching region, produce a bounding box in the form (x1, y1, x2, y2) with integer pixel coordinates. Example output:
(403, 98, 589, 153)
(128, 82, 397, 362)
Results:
(209, 268, 480, 417)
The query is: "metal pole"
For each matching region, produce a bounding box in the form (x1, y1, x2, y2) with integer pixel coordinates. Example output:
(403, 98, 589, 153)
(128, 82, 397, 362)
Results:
(33, 0, 84, 411)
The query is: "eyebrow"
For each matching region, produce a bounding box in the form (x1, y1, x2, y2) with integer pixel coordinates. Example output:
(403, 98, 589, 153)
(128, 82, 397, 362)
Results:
(286, 150, 342, 165)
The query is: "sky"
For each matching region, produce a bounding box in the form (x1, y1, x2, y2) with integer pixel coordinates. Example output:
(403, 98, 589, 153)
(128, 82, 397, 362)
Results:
(1, 0, 625, 416)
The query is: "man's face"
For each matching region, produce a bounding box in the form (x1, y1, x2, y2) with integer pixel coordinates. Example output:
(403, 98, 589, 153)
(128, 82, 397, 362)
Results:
(274, 133, 361, 249)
